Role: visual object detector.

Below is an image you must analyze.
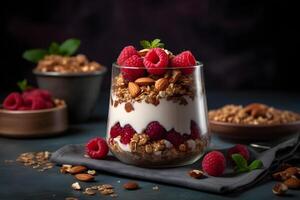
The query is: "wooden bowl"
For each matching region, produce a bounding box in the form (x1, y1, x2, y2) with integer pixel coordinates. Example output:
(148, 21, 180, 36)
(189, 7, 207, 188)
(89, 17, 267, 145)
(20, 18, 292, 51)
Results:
(0, 104, 68, 138)
(210, 120, 300, 141)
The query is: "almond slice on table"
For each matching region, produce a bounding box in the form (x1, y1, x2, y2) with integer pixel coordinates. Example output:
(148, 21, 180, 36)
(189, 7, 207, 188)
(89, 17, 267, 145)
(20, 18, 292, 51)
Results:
(134, 77, 155, 86)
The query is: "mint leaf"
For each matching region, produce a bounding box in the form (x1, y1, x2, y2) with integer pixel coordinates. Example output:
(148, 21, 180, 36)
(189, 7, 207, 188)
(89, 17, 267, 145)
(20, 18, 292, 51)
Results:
(48, 42, 60, 54)
(59, 38, 81, 56)
(140, 40, 151, 49)
(17, 79, 32, 91)
(151, 38, 164, 48)
(249, 160, 263, 170)
(232, 154, 248, 170)
(22, 49, 48, 63)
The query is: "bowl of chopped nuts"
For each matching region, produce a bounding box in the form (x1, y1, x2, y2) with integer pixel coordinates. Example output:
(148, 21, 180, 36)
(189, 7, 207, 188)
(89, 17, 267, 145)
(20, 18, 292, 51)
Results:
(209, 103, 300, 141)
(23, 39, 107, 122)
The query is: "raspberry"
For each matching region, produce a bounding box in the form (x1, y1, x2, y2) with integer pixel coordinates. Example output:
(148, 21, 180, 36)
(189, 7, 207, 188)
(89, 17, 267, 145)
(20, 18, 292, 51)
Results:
(202, 151, 226, 176)
(227, 144, 250, 161)
(86, 137, 109, 159)
(170, 51, 196, 74)
(166, 129, 185, 147)
(190, 120, 201, 139)
(145, 121, 166, 141)
(143, 48, 168, 75)
(120, 124, 136, 144)
(3, 92, 23, 110)
(121, 55, 145, 81)
(110, 122, 123, 138)
(23, 89, 53, 102)
(117, 45, 139, 65)
(182, 133, 191, 141)
(24, 96, 48, 110)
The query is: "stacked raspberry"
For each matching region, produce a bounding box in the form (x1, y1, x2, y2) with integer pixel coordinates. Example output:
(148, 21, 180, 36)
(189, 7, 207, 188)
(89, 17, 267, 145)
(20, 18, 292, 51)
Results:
(110, 120, 200, 146)
(116, 39, 197, 81)
(2, 89, 55, 111)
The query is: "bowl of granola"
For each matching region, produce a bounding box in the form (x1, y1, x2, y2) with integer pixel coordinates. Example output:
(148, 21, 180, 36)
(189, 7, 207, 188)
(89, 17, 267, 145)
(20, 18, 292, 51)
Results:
(24, 39, 107, 122)
(209, 103, 300, 140)
(106, 39, 210, 167)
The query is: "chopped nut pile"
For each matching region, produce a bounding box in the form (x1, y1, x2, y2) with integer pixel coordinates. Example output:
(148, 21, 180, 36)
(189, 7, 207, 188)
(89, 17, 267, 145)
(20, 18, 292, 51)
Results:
(112, 70, 195, 107)
(36, 54, 104, 73)
(209, 103, 300, 125)
(16, 151, 54, 172)
(271, 164, 300, 195)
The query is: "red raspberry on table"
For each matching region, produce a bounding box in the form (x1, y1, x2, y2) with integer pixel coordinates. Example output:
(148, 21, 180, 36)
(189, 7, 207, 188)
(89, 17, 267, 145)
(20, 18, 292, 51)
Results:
(143, 48, 168, 75)
(86, 137, 109, 159)
(121, 55, 145, 81)
(190, 120, 201, 139)
(120, 124, 136, 144)
(166, 129, 185, 147)
(202, 151, 226, 176)
(3, 92, 23, 110)
(117, 45, 139, 65)
(170, 51, 197, 74)
(145, 121, 166, 141)
(227, 144, 250, 161)
(110, 122, 123, 138)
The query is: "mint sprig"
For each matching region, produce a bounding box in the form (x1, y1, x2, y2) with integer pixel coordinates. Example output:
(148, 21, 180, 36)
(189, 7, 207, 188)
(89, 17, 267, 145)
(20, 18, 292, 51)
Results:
(17, 79, 32, 92)
(140, 39, 165, 49)
(23, 38, 81, 63)
(232, 154, 263, 173)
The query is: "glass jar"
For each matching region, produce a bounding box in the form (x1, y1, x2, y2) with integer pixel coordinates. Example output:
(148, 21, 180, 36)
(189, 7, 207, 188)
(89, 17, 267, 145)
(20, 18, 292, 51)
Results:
(106, 63, 210, 167)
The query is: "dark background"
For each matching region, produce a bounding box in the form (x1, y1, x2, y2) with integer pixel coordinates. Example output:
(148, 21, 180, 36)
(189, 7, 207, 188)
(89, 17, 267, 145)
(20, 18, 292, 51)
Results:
(1, 0, 299, 95)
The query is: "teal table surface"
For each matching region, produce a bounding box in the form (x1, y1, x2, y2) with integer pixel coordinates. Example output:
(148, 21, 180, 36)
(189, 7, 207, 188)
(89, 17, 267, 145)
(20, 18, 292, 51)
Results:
(0, 91, 299, 200)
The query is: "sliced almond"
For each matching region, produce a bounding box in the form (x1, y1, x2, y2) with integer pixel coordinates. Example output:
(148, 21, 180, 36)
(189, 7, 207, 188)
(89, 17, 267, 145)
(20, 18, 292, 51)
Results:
(285, 167, 298, 176)
(128, 82, 140, 98)
(284, 177, 300, 189)
(134, 77, 155, 86)
(74, 173, 94, 182)
(272, 183, 288, 195)
(69, 166, 87, 174)
(138, 48, 149, 57)
(71, 182, 81, 190)
(123, 181, 139, 190)
(155, 78, 169, 91)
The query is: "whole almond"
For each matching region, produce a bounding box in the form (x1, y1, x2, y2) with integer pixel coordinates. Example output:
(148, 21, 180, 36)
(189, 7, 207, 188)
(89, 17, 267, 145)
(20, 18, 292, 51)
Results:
(74, 173, 94, 182)
(284, 177, 300, 189)
(169, 69, 181, 83)
(285, 167, 298, 176)
(135, 77, 155, 86)
(123, 181, 139, 190)
(128, 82, 140, 98)
(188, 169, 205, 179)
(69, 166, 87, 174)
(155, 78, 169, 91)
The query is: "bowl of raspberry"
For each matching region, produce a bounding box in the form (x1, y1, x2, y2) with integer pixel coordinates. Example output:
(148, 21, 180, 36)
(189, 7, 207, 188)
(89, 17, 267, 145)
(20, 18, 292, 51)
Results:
(106, 39, 210, 167)
(0, 88, 68, 138)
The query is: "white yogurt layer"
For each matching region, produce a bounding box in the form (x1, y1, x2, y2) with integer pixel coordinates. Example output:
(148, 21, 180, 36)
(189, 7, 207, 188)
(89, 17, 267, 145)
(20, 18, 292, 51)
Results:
(107, 95, 208, 136)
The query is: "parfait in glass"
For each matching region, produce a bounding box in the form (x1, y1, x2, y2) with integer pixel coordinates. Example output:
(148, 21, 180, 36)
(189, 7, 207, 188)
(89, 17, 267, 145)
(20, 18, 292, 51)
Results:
(107, 39, 209, 167)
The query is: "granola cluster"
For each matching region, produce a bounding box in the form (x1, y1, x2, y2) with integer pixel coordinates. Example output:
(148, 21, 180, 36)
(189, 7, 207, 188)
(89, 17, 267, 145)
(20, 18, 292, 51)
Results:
(109, 133, 207, 166)
(15, 151, 54, 171)
(112, 69, 196, 107)
(209, 103, 300, 125)
(36, 54, 104, 73)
